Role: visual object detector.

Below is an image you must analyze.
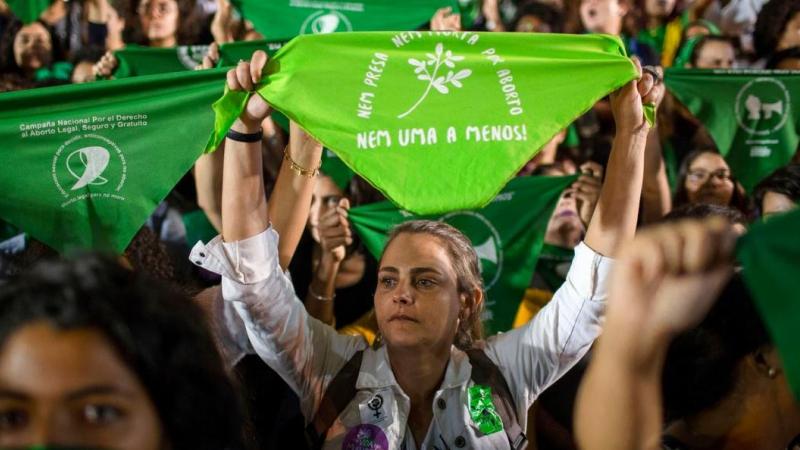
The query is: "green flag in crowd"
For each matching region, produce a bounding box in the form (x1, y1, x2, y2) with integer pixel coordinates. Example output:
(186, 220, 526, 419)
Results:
(209, 31, 641, 214)
(349, 174, 578, 333)
(0, 69, 227, 253)
(737, 208, 800, 400)
(665, 69, 800, 191)
(231, 0, 458, 42)
(113, 41, 285, 79)
(6, 0, 51, 23)
(217, 39, 287, 66)
(114, 45, 210, 78)
(321, 149, 356, 190)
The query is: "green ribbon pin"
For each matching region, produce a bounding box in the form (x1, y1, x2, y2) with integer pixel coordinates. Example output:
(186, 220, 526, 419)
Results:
(468, 385, 503, 435)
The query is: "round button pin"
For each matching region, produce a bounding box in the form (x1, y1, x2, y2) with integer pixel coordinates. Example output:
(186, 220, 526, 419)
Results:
(436, 398, 446, 410)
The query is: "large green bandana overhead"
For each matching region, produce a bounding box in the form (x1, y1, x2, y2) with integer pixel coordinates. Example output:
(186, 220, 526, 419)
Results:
(0, 69, 226, 253)
(737, 209, 800, 400)
(232, 0, 458, 42)
(348, 174, 578, 333)
(665, 69, 800, 192)
(209, 32, 640, 214)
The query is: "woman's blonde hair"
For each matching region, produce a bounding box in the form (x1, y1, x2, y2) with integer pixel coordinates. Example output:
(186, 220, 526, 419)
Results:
(382, 220, 485, 349)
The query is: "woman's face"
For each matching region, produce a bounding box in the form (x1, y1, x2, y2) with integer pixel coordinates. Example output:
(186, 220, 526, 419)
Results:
(374, 233, 463, 353)
(138, 0, 179, 46)
(684, 152, 735, 206)
(544, 189, 584, 248)
(762, 191, 797, 218)
(13, 22, 52, 71)
(0, 321, 163, 449)
(778, 12, 800, 51)
(308, 175, 344, 243)
(644, 0, 676, 19)
(580, 0, 626, 34)
(693, 40, 735, 69)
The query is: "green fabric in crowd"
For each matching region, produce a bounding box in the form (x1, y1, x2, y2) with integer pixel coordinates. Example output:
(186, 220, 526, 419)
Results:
(0, 69, 227, 253)
(231, 0, 459, 42)
(738, 208, 800, 400)
(665, 69, 800, 191)
(348, 174, 578, 333)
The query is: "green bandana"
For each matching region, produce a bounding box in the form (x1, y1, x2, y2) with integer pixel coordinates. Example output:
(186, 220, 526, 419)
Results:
(114, 45, 210, 78)
(231, 0, 458, 42)
(348, 174, 577, 333)
(737, 208, 800, 400)
(0, 69, 226, 253)
(534, 243, 575, 292)
(468, 385, 503, 435)
(665, 69, 800, 191)
(6, 0, 51, 23)
(217, 39, 287, 66)
(208, 31, 643, 214)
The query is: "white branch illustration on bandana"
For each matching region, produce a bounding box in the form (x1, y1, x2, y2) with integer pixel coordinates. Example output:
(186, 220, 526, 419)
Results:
(397, 43, 472, 119)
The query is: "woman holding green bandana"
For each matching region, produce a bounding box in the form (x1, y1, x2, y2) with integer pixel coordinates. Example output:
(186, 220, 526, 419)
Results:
(191, 50, 664, 450)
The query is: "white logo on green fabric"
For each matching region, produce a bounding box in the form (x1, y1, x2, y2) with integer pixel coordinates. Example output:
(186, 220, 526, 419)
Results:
(440, 211, 503, 290)
(300, 10, 352, 34)
(177, 45, 210, 70)
(398, 43, 472, 119)
(735, 78, 790, 136)
(52, 134, 128, 207)
(67, 146, 110, 190)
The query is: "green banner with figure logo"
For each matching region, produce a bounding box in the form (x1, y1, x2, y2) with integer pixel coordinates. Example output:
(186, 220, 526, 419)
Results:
(208, 32, 642, 214)
(0, 69, 226, 253)
(231, 0, 459, 42)
(665, 69, 800, 191)
(348, 174, 578, 333)
(738, 208, 800, 400)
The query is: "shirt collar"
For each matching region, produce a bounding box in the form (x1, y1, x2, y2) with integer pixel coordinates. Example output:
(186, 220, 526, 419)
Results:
(355, 345, 473, 390)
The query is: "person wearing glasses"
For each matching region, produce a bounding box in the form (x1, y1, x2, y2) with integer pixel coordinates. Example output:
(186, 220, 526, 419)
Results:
(673, 149, 751, 217)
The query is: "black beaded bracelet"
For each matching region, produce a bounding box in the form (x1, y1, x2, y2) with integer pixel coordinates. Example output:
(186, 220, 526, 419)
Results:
(226, 127, 263, 143)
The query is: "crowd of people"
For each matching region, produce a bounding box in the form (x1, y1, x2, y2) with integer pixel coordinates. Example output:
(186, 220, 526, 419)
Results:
(1, 0, 800, 448)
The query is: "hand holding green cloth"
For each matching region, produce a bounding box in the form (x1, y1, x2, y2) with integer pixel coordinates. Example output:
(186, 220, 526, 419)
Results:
(665, 69, 800, 191)
(231, 0, 458, 42)
(348, 174, 578, 333)
(208, 31, 644, 214)
(737, 208, 800, 400)
(6, 0, 51, 23)
(0, 69, 227, 253)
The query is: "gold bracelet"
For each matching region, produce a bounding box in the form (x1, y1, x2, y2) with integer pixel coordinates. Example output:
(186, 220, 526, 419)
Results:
(284, 146, 320, 178)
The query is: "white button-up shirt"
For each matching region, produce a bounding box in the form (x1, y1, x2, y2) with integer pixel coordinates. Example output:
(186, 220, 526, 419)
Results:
(190, 227, 612, 450)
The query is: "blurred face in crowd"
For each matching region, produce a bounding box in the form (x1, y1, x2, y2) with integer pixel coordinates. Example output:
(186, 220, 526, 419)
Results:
(138, 0, 179, 47)
(644, 0, 676, 19)
(515, 14, 552, 33)
(762, 191, 797, 217)
(581, 0, 627, 34)
(778, 12, 800, 51)
(375, 233, 463, 353)
(13, 22, 52, 72)
(308, 175, 344, 243)
(684, 152, 735, 207)
(692, 39, 735, 69)
(545, 189, 585, 249)
(0, 322, 163, 449)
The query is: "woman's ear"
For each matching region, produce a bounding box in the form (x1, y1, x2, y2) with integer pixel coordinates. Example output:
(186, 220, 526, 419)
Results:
(753, 346, 782, 379)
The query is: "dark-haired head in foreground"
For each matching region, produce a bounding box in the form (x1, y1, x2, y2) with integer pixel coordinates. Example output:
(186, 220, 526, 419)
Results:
(661, 275, 800, 448)
(754, 163, 800, 218)
(0, 254, 247, 449)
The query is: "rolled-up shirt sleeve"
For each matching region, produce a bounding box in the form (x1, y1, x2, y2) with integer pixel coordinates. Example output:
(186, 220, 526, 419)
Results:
(484, 241, 612, 418)
(189, 227, 366, 419)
